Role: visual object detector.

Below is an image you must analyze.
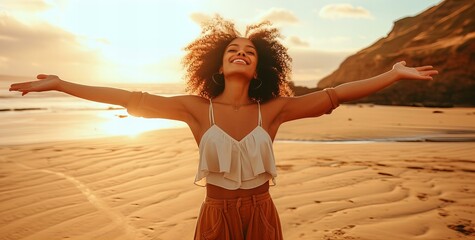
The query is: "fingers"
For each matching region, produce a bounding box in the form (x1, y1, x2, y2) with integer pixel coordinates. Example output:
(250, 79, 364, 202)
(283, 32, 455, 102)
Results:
(396, 61, 438, 79)
(421, 69, 439, 76)
(415, 69, 437, 81)
(411, 65, 438, 76)
(398, 62, 435, 72)
(415, 66, 434, 71)
(9, 82, 32, 91)
(12, 82, 33, 95)
(10, 74, 56, 94)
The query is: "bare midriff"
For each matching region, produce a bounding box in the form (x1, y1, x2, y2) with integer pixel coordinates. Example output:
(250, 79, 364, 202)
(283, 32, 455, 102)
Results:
(206, 181, 270, 199)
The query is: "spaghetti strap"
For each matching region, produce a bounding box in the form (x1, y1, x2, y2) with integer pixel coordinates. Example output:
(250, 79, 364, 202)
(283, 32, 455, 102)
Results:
(257, 102, 262, 126)
(208, 99, 215, 126)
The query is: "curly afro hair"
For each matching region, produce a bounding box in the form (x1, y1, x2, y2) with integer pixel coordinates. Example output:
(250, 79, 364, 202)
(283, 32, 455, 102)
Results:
(182, 16, 293, 103)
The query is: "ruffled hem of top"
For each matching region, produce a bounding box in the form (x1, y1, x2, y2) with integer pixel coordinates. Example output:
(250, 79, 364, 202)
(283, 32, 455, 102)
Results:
(194, 172, 276, 190)
(196, 125, 278, 190)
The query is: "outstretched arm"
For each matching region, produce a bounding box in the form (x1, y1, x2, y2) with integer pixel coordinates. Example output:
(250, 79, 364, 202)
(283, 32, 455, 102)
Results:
(9, 74, 132, 106)
(276, 61, 438, 123)
(334, 61, 436, 102)
(9, 74, 196, 122)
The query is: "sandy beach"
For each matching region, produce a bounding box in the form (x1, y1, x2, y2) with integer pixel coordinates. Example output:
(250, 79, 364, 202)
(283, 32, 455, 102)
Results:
(1, 105, 474, 240)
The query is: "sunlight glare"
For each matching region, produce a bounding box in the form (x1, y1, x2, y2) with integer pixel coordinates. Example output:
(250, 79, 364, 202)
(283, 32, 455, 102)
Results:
(97, 110, 185, 137)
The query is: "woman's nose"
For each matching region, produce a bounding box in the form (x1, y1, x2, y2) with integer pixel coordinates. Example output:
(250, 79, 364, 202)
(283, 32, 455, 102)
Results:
(237, 50, 246, 56)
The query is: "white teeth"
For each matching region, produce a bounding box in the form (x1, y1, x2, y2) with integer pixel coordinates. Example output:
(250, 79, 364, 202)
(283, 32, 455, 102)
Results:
(232, 59, 247, 64)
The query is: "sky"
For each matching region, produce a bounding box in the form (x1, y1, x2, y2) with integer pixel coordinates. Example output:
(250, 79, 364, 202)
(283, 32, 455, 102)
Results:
(0, 0, 442, 87)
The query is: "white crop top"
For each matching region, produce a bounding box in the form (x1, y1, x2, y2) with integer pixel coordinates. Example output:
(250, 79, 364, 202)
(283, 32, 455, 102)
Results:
(125, 92, 278, 190)
(194, 99, 277, 190)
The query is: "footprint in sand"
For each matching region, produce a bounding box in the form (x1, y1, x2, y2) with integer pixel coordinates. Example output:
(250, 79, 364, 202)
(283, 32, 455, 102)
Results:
(407, 166, 424, 170)
(378, 172, 395, 177)
(332, 229, 346, 236)
(439, 198, 456, 204)
(331, 225, 356, 236)
(438, 209, 449, 217)
(276, 164, 293, 171)
(112, 197, 123, 202)
(417, 193, 429, 201)
(447, 219, 475, 236)
(324, 226, 357, 240)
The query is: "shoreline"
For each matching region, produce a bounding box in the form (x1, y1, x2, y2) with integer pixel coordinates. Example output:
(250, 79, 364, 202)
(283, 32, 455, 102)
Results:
(277, 135, 475, 143)
(4, 131, 475, 147)
(1, 105, 475, 146)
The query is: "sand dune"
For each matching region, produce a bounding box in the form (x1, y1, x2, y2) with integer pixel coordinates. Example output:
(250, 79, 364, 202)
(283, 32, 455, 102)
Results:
(1, 105, 474, 239)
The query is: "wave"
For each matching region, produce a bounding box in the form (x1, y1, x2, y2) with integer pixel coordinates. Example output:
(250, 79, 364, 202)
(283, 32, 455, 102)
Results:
(0, 107, 47, 112)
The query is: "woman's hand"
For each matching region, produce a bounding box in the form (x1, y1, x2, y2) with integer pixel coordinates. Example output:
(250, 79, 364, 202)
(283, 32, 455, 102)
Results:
(392, 61, 438, 81)
(9, 74, 61, 96)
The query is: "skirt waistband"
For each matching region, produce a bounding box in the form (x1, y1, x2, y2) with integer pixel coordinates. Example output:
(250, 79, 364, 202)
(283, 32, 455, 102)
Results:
(204, 191, 271, 209)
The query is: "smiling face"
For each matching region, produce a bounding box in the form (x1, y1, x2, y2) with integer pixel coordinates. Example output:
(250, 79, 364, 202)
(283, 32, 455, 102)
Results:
(221, 37, 258, 81)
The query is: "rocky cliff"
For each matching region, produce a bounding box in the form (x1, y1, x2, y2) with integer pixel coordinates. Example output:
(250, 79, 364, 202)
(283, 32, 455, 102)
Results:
(316, 0, 475, 106)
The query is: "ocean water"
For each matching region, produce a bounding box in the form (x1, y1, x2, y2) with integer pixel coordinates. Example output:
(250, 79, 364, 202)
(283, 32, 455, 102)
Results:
(0, 81, 188, 145)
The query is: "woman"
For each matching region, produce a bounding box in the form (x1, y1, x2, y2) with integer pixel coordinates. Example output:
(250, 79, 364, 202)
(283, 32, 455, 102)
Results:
(9, 17, 437, 239)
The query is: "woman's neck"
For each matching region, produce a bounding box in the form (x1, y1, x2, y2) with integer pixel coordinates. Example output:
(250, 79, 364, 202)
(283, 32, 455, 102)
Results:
(217, 77, 252, 105)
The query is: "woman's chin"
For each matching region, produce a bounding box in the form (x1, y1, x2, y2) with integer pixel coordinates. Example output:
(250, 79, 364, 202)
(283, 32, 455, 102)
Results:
(223, 71, 253, 81)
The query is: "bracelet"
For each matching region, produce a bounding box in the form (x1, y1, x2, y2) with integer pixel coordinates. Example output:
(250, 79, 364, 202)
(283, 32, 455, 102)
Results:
(324, 88, 339, 114)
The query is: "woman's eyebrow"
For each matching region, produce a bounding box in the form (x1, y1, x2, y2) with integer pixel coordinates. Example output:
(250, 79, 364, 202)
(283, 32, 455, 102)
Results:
(226, 44, 256, 50)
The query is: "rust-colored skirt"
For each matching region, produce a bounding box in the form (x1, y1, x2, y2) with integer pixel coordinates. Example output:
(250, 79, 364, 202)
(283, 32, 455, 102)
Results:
(194, 185, 283, 240)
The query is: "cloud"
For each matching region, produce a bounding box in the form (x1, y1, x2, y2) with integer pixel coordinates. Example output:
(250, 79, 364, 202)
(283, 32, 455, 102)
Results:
(0, 13, 104, 81)
(319, 4, 374, 20)
(259, 8, 299, 24)
(0, 0, 50, 12)
(287, 36, 310, 47)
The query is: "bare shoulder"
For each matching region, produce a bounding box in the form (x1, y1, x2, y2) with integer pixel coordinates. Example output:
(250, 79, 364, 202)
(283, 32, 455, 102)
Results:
(169, 94, 209, 116)
(176, 94, 210, 125)
(260, 96, 293, 113)
(174, 94, 209, 105)
(260, 96, 290, 108)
